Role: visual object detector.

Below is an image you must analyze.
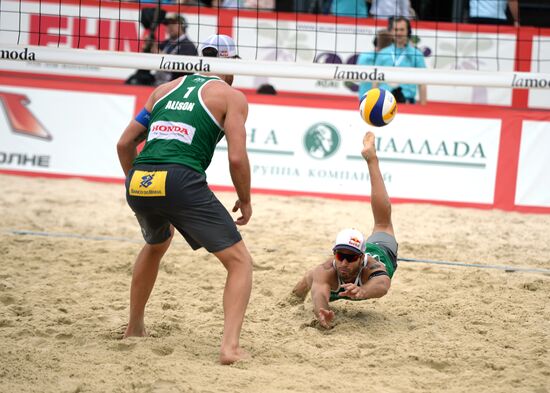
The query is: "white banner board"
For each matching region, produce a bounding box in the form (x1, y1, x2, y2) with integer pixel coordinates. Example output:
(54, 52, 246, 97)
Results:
(515, 120, 550, 207)
(0, 84, 503, 204)
(207, 104, 502, 204)
(0, 85, 133, 178)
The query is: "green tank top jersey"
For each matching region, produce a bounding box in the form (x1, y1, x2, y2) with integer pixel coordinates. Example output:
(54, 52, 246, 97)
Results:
(133, 75, 225, 175)
(365, 242, 396, 279)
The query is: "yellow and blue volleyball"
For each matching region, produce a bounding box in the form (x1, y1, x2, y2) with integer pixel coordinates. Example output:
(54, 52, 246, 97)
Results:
(359, 88, 397, 127)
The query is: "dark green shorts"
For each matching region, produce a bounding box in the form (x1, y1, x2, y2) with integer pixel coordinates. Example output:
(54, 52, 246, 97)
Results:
(126, 164, 242, 253)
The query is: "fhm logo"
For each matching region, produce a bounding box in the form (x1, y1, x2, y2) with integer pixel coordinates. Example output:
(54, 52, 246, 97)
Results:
(303, 123, 340, 159)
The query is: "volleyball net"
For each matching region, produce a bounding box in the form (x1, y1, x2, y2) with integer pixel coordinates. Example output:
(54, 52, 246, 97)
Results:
(1, 0, 550, 104)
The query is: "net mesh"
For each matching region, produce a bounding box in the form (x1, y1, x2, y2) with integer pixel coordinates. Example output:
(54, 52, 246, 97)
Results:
(1, 0, 550, 106)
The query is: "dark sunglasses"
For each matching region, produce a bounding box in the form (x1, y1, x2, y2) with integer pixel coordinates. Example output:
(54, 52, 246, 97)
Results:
(334, 251, 361, 263)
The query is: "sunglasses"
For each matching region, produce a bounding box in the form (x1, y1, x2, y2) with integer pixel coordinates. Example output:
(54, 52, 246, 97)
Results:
(334, 251, 361, 263)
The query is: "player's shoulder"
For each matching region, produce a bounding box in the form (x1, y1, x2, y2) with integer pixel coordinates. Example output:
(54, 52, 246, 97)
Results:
(315, 258, 336, 275)
(223, 85, 248, 108)
(148, 78, 181, 107)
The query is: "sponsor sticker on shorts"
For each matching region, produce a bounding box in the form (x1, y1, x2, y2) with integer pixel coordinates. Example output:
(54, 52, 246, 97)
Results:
(129, 170, 167, 197)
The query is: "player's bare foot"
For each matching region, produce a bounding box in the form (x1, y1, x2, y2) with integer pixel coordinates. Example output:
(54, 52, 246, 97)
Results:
(123, 324, 147, 338)
(361, 131, 377, 162)
(219, 346, 250, 365)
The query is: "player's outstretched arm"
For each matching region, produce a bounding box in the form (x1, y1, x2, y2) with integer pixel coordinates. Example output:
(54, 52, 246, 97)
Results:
(310, 267, 335, 329)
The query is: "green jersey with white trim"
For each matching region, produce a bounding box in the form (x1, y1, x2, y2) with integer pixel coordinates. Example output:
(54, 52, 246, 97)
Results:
(365, 242, 395, 278)
(133, 74, 225, 175)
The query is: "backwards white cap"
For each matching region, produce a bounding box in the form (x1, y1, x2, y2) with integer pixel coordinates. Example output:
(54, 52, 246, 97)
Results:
(200, 34, 239, 58)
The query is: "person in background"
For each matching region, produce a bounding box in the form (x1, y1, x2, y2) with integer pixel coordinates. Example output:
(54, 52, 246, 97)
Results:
(329, 0, 368, 17)
(289, 132, 398, 330)
(374, 16, 427, 105)
(369, 0, 413, 19)
(117, 34, 253, 365)
(153, 13, 198, 85)
(176, 0, 203, 4)
(469, 0, 519, 26)
(256, 83, 277, 95)
(212, 0, 274, 10)
(356, 29, 393, 99)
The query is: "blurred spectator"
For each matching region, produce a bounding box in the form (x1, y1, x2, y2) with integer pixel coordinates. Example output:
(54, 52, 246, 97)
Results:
(411, 0, 454, 22)
(329, 0, 368, 17)
(212, 0, 274, 9)
(469, 0, 519, 26)
(175, 0, 203, 4)
(292, 0, 331, 14)
(369, 0, 412, 19)
(153, 13, 198, 85)
(356, 29, 393, 99)
(257, 83, 277, 94)
(374, 16, 427, 105)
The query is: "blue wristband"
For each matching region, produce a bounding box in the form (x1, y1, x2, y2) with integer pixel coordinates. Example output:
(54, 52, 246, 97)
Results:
(135, 108, 151, 128)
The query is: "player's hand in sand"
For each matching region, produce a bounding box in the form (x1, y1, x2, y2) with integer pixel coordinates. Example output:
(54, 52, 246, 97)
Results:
(318, 308, 335, 329)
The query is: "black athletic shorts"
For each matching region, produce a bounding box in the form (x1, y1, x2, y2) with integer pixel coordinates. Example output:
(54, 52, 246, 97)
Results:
(125, 164, 242, 253)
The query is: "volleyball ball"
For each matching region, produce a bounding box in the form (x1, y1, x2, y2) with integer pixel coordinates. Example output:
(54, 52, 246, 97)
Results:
(359, 88, 397, 127)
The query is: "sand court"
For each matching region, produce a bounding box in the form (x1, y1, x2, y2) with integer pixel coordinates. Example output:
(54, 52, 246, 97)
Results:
(0, 174, 549, 393)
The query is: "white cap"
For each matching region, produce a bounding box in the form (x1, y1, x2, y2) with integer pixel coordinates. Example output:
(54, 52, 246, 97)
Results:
(200, 34, 239, 58)
(333, 228, 365, 254)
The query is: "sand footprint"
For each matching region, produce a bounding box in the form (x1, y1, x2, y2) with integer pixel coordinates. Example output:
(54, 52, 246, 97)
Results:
(112, 341, 137, 352)
(151, 345, 174, 356)
(149, 379, 180, 393)
(55, 333, 74, 340)
(0, 294, 16, 305)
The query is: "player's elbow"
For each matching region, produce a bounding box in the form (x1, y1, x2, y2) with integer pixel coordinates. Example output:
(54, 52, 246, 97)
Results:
(228, 152, 248, 169)
(369, 279, 390, 298)
(116, 139, 130, 156)
(116, 137, 137, 159)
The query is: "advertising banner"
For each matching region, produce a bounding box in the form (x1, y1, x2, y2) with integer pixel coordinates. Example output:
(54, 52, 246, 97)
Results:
(207, 104, 502, 204)
(0, 83, 503, 205)
(515, 120, 550, 207)
(2, 76, 550, 212)
(0, 85, 133, 178)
